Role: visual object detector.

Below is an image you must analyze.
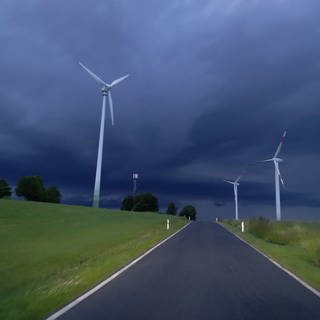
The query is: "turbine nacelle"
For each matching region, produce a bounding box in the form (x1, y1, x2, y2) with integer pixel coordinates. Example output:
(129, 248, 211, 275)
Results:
(224, 176, 241, 187)
(101, 87, 110, 95)
(224, 180, 239, 186)
(263, 157, 283, 163)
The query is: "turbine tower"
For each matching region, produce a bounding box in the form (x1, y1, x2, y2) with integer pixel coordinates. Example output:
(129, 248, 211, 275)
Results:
(79, 62, 129, 208)
(224, 176, 241, 220)
(263, 130, 287, 221)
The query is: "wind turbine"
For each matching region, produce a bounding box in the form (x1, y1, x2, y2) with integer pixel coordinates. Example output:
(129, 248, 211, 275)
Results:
(224, 176, 241, 220)
(263, 130, 287, 221)
(79, 62, 129, 208)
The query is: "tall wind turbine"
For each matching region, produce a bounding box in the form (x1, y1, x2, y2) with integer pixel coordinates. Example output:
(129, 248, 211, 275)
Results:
(224, 176, 241, 220)
(263, 130, 287, 221)
(79, 62, 129, 208)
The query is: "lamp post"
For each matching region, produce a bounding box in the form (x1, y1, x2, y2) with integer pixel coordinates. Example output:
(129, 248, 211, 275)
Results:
(132, 173, 138, 196)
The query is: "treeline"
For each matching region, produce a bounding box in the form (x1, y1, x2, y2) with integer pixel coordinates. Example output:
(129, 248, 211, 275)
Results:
(0, 176, 61, 203)
(121, 193, 197, 220)
(1, 177, 196, 219)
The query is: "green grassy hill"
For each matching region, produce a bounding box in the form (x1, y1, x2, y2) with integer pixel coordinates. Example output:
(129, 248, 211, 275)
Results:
(0, 200, 187, 320)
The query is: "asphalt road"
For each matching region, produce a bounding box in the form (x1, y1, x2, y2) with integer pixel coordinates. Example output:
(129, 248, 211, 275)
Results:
(57, 222, 320, 320)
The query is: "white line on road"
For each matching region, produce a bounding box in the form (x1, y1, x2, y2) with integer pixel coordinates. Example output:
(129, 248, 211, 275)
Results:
(219, 223, 320, 299)
(45, 222, 191, 320)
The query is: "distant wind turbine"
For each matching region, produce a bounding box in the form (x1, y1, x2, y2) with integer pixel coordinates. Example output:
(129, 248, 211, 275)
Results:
(79, 62, 129, 208)
(262, 130, 287, 221)
(224, 176, 241, 220)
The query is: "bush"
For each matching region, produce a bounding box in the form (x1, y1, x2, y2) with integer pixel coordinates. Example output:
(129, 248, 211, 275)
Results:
(247, 219, 302, 245)
(248, 217, 270, 239)
(15, 176, 46, 201)
(166, 202, 177, 215)
(267, 225, 300, 245)
(15, 176, 61, 203)
(121, 195, 135, 211)
(45, 186, 61, 203)
(132, 193, 158, 212)
(133, 200, 150, 212)
(0, 179, 12, 198)
(179, 205, 197, 221)
(225, 219, 241, 228)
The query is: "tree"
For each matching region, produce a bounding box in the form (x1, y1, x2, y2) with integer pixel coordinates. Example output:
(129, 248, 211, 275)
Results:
(179, 205, 197, 221)
(45, 186, 61, 203)
(121, 195, 135, 211)
(0, 179, 12, 198)
(166, 202, 177, 215)
(15, 176, 46, 201)
(132, 193, 158, 212)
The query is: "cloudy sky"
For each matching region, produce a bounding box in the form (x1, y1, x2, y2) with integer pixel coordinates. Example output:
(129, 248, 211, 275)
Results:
(1, 0, 320, 220)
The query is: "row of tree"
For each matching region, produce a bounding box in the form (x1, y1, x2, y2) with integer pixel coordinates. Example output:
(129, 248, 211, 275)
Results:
(0, 176, 61, 203)
(121, 193, 159, 212)
(121, 193, 197, 220)
(166, 202, 197, 220)
(1, 177, 196, 219)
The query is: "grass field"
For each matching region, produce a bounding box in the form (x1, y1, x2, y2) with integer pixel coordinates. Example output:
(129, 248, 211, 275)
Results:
(221, 219, 320, 292)
(0, 200, 187, 320)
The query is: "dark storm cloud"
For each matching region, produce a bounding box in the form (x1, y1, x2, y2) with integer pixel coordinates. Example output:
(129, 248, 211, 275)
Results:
(1, 0, 320, 219)
(178, 103, 320, 166)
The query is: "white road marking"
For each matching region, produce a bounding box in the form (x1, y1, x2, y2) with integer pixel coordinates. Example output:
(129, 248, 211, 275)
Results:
(45, 222, 191, 320)
(219, 223, 320, 299)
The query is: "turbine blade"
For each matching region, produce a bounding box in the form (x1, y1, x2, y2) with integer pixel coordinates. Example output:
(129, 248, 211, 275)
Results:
(279, 172, 285, 186)
(273, 130, 287, 158)
(274, 161, 285, 186)
(235, 175, 241, 183)
(224, 180, 234, 185)
(262, 158, 274, 162)
(111, 74, 129, 87)
(79, 62, 107, 86)
(108, 91, 115, 126)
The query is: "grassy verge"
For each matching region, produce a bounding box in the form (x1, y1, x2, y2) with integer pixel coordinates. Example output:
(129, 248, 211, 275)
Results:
(0, 200, 187, 320)
(220, 219, 320, 292)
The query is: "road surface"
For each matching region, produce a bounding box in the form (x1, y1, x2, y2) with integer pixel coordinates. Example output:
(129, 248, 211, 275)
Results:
(56, 222, 320, 320)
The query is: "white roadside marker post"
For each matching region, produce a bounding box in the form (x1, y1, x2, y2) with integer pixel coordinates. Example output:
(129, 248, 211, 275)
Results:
(216, 217, 218, 222)
(241, 221, 245, 233)
(167, 219, 170, 230)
